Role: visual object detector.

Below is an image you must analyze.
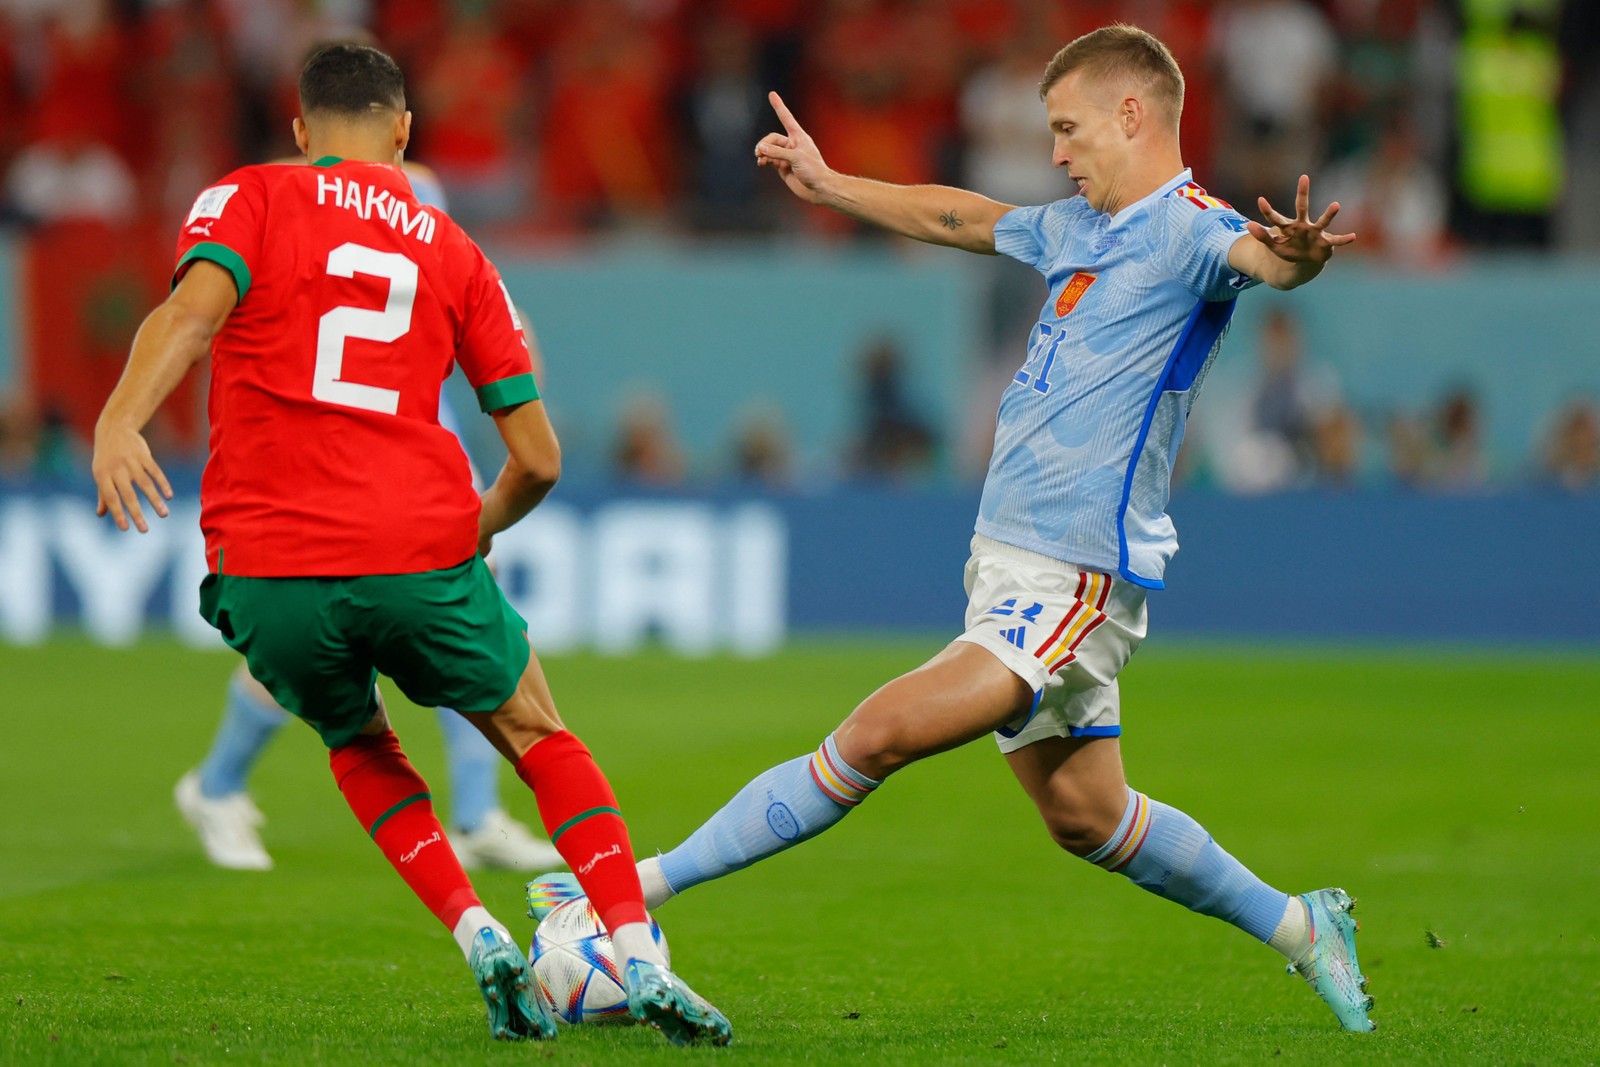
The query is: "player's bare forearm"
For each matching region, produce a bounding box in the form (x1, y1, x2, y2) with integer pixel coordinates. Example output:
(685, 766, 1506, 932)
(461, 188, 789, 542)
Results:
(478, 400, 561, 551)
(819, 173, 1012, 254)
(1229, 240, 1328, 291)
(478, 463, 555, 540)
(92, 262, 236, 531)
(754, 91, 1011, 254)
(98, 304, 214, 431)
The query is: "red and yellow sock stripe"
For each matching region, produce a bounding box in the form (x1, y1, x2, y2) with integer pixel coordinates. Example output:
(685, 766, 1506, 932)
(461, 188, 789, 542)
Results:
(1094, 790, 1151, 873)
(809, 741, 875, 807)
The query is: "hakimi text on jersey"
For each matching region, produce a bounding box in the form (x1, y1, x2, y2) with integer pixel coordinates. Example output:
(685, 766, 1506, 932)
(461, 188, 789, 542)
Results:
(315, 173, 437, 244)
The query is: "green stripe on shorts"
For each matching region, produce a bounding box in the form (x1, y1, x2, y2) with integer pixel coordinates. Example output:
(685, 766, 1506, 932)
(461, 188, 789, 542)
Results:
(368, 792, 431, 838)
(550, 805, 622, 845)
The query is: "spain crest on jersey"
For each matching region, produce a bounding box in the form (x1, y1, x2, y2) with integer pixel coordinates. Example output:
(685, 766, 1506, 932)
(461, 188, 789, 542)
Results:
(1055, 272, 1098, 317)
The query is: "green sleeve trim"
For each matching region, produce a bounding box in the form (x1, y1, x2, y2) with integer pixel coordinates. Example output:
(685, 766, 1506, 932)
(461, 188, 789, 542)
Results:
(475, 373, 540, 413)
(367, 792, 431, 838)
(549, 805, 622, 846)
(175, 242, 251, 302)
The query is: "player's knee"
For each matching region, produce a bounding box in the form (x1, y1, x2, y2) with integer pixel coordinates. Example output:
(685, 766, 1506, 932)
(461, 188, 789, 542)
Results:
(1039, 809, 1102, 856)
(833, 710, 916, 781)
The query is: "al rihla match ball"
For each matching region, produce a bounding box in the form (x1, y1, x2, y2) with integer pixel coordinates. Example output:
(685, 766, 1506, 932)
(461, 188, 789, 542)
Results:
(529, 897, 669, 1024)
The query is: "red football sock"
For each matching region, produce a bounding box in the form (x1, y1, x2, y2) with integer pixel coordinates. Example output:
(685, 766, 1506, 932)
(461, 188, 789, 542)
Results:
(514, 731, 647, 932)
(330, 730, 480, 931)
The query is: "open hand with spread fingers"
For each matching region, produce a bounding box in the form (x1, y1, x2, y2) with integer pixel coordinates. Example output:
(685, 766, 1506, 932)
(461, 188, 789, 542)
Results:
(1247, 174, 1356, 266)
(753, 91, 834, 205)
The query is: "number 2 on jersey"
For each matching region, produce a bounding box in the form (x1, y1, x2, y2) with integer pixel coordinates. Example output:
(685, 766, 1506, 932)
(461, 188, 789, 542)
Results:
(1014, 323, 1067, 395)
(313, 242, 417, 415)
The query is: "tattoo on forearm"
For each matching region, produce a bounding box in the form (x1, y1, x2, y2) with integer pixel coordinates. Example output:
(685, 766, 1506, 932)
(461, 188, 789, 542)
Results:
(940, 210, 965, 231)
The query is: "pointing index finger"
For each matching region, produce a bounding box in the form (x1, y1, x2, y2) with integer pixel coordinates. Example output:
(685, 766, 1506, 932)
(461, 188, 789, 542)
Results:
(768, 91, 803, 137)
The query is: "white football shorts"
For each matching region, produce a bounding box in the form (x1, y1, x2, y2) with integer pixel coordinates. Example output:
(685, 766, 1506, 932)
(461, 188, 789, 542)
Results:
(953, 534, 1148, 754)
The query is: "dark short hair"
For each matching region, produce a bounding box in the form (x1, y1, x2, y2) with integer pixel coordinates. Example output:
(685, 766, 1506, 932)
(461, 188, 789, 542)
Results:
(299, 43, 405, 117)
(1039, 25, 1184, 126)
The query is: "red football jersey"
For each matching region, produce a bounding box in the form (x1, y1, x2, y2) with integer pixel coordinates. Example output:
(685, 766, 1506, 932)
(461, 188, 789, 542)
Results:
(173, 158, 536, 577)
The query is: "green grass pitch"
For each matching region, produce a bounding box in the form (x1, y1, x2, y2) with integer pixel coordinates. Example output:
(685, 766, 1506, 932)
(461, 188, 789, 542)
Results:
(2, 637, 1597, 1065)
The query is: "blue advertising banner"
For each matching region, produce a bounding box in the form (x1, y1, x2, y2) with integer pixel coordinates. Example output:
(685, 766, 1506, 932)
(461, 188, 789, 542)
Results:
(1, 484, 1595, 647)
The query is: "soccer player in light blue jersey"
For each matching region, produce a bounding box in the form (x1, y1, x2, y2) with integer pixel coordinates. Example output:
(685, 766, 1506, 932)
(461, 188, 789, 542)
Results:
(530, 24, 1375, 1033)
(175, 161, 563, 877)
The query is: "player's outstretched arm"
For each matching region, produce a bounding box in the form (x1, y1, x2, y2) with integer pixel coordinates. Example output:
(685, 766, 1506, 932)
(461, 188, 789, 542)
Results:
(92, 261, 236, 532)
(1227, 174, 1356, 291)
(755, 91, 1014, 255)
(477, 400, 561, 556)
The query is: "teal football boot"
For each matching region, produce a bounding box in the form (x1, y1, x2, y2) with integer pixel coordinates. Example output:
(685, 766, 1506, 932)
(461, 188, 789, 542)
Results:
(623, 958, 733, 1047)
(525, 871, 583, 921)
(466, 927, 556, 1041)
(1288, 887, 1376, 1032)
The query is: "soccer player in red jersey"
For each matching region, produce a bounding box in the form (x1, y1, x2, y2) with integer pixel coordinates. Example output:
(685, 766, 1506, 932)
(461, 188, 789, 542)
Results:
(89, 43, 730, 1046)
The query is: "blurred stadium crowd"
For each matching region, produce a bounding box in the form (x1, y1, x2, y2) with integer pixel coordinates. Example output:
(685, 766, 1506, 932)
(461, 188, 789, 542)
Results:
(0, 0, 1595, 493)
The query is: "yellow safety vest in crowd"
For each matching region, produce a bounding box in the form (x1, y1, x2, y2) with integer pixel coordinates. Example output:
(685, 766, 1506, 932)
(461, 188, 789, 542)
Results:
(1456, 0, 1564, 214)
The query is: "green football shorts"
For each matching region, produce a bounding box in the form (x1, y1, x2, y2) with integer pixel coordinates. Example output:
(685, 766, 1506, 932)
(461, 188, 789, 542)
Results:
(198, 556, 530, 749)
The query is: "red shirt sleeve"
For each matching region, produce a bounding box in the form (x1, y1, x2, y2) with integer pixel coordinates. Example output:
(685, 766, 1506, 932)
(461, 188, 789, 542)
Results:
(456, 244, 537, 412)
(173, 168, 267, 302)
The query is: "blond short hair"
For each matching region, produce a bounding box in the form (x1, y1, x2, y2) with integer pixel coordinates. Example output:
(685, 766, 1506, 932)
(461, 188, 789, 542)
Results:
(1039, 25, 1184, 126)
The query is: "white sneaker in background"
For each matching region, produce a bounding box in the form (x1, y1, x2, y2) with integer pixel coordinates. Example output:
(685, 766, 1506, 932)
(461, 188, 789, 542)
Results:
(449, 809, 565, 871)
(173, 770, 273, 871)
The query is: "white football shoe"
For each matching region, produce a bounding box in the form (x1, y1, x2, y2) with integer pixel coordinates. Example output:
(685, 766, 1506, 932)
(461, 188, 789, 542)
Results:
(173, 770, 273, 871)
(448, 809, 565, 871)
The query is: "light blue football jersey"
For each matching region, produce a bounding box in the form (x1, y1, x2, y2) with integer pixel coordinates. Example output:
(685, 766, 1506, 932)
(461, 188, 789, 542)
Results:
(978, 169, 1259, 589)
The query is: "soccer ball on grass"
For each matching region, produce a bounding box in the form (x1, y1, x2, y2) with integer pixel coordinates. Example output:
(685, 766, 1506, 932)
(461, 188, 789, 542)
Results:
(529, 897, 669, 1024)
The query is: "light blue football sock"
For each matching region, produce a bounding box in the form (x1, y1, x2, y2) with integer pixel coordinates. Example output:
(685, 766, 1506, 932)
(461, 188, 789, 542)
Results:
(197, 673, 291, 799)
(658, 734, 881, 894)
(1085, 787, 1289, 942)
(436, 708, 500, 833)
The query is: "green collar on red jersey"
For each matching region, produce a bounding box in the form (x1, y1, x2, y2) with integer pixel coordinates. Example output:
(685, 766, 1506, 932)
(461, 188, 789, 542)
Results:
(312, 156, 343, 167)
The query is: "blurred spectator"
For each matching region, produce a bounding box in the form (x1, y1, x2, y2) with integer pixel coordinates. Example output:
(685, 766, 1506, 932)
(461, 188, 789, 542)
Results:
(1451, 0, 1563, 248)
(612, 394, 688, 486)
(1210, 0, 1338, 203)
(1539, 401, 1599, 492)
(1323, 112, 1448, 264)
(538, 1, 677, 230)
(1220, 308, 1330, 492)
(1323, 0, 1426, 165)
(0, 397, 38, 479)
(5, 123, 137, 224)
(730, 406, 794, 488)
(682, 17, 770, 232)
(803, 0, 954, 234)
(1386, 412, 1431, 488)
(959, 19, 1060, 208)
(1312, 404, 1363, 488)
(850, 337, 935, 480)
(140, 0, 242, 221)
(414, 14, 526, 226)
(0, 399, 85, 481)
(1432, 387, 1487, 491)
